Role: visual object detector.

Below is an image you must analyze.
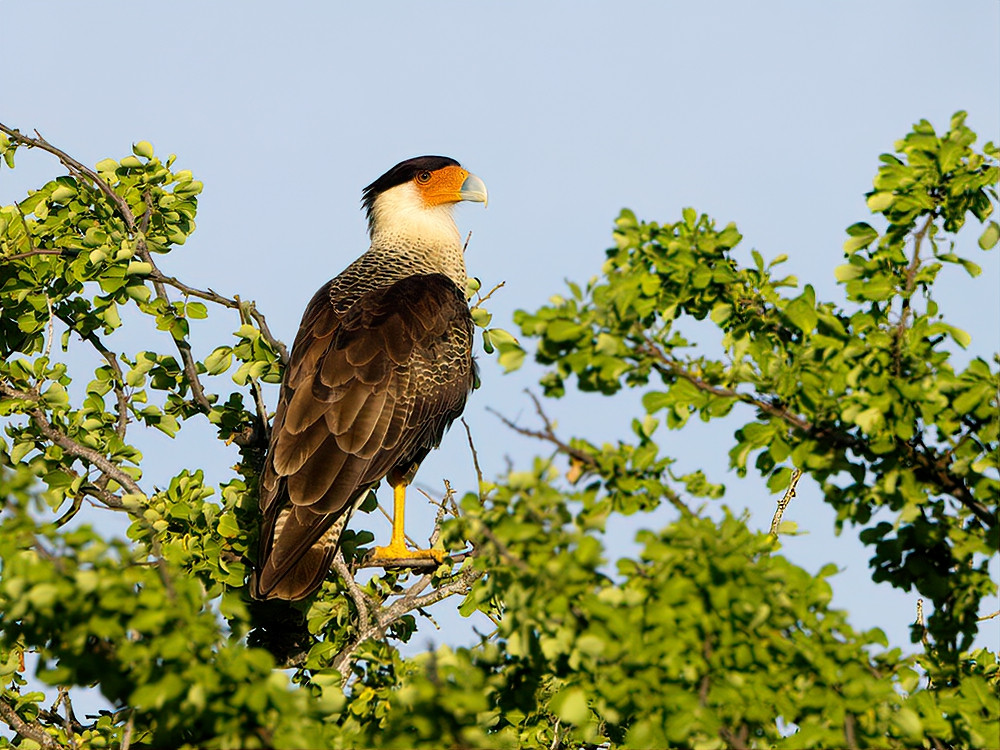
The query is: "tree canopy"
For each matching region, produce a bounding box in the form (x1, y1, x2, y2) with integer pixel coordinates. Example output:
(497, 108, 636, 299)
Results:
(0, 113, 997, 748)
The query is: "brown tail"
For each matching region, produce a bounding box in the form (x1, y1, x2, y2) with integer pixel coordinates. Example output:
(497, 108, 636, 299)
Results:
(253, 543, 335, 601)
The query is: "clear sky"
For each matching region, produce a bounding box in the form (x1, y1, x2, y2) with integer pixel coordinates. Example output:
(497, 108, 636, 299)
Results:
(2, 0, 998, 710)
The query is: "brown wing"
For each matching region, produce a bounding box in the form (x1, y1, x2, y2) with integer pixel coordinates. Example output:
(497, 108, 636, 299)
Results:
(253, 273, 475, 600)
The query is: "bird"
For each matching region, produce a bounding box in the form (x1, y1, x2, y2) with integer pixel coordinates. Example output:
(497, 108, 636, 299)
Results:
(252, 156, 487, 601)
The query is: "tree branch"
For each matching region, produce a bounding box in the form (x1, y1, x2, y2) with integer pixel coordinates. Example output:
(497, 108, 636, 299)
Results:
(54, 309, 130, 439)
(130, 195, 213, 416)
(148, 274, 289, 366)
(1, 248, 74, 262)
(0, 695, 62, 750)
(639, 338, 994, 528)
(0, 123, 136, 231)
(0, 382, 145, 498)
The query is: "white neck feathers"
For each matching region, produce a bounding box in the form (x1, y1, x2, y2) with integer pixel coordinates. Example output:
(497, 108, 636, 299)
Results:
(367, 182, 467, 286)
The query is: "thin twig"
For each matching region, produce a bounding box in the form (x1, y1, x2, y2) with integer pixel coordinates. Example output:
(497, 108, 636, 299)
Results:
(470, 279, 507, 310)
(977, 609, 1000, 622)
(55, 688, 78, 750)
(121, 712, 134, 750)
(844, 712, 859, 750)
(915, 599, 930, 646)
(1, 248, 72, 262)
(769, 468, 803, 536)
(488, 392, 598, 470)
(493, 390, 695, 516)
(718, 726, 749, 750)
(0, 123, 136, 230)
(54, 310, 130, 439)
(132, 197, 214, 416)
(461, 417, 486, 498)
(43, 295, 54, 358)
(893, 214, 934, 377)
(154, 278, 288, 365)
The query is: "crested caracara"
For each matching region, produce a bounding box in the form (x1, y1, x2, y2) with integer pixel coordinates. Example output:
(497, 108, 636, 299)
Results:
(253, 156, 487, 601)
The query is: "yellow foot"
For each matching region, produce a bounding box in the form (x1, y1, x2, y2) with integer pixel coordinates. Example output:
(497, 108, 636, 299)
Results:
(367, 541, 444, 568)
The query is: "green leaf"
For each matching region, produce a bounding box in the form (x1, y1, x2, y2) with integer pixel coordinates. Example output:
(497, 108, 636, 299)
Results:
(203, 347, 233, 375)
(866, 191, 894, 212)
(843, 222, 878, 253)
(550, 686, 589, 726)
(546, 319, 585, 342)
(470, 307, 492, 327)
(834, 263, 863, 281)
(978, 220, 999, 250)
(853, 406, 884, 434)
(133, 141, 154, 159)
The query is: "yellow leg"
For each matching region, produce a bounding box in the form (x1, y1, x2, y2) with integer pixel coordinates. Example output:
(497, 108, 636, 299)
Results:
(369, 484, 444, 564)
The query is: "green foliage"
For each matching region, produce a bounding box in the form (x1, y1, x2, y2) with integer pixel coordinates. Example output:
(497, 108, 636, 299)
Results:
(1, 116, 997, 748)
(503, 111, 998, 658)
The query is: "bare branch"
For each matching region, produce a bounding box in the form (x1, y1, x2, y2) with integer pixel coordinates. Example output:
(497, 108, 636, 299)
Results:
(131, 199, 214, 417)
(43, 295, 55, 358)
(487, 391, 598, 469)
(246, 302, 289, 365)
(331, 555, 376, 628)
(461, 418, 486, 494)
(915, 599, 930, 646)
(493, 390, 696, 517)
(844, 711, 859, 750)
(55, 688, 79, 750)
(121, 712, 134, 750)
(718, 725, 749, 750)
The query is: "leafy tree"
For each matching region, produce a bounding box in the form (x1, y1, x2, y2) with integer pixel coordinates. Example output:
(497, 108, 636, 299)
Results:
(0, 113, 997, 748)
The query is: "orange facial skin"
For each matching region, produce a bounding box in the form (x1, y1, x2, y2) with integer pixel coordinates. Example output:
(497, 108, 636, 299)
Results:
(415, 165, 487, 207)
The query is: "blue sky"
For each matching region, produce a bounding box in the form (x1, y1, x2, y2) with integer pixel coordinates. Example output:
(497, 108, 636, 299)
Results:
(2, 0, 998, 709)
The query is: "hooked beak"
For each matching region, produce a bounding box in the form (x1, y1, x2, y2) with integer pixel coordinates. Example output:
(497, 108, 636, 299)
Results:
(459, 173, 488, 207)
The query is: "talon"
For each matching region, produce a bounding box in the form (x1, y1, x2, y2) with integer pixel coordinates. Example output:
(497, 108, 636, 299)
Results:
(367, 483, 445, 567)
(369, 543, 444, 565)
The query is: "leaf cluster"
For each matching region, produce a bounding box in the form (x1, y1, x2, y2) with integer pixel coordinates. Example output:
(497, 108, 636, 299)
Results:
(499, 112, 998, 657)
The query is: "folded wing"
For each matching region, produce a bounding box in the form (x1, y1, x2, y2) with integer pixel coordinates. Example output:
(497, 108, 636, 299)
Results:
(253, 273, 475, 600)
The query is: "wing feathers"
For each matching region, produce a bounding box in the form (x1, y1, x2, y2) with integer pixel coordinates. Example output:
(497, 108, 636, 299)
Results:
(255, 272, 475, 601)
(273, 416, 331, 475)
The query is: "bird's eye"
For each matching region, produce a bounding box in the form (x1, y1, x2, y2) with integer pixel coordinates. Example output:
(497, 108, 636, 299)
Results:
(416, 171, 432, 184)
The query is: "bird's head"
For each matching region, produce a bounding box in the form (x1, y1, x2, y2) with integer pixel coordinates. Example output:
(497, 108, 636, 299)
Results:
(362, 156, 487, 244)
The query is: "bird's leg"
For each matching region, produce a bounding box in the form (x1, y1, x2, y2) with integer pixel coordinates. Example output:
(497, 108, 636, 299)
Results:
(369, 483, 444, 565)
